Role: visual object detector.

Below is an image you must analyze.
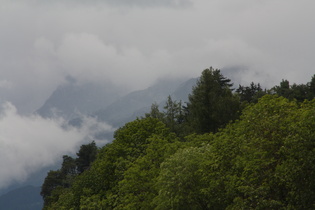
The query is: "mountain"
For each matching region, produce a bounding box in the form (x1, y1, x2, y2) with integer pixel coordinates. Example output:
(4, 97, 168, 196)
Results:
(93, 77, 196, 127)
(37, 77, 196, 129)
(170, 78, 197, 102)
(33, 77, 198, 142)
(0, 186, 43, 210)
(36, 81, 126, 119)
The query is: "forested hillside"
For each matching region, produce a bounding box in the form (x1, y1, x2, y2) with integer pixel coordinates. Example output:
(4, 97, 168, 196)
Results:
(41, 67, 315, 209)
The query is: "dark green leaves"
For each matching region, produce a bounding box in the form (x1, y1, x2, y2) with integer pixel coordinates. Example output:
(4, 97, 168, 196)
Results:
(186, 67, 240, 133)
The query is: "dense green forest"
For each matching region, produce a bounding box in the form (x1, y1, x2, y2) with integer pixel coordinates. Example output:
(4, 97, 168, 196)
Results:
(41, 67, 315, 209)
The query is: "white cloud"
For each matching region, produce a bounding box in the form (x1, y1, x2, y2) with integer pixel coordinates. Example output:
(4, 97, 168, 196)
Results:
(0, 102, 113, 189)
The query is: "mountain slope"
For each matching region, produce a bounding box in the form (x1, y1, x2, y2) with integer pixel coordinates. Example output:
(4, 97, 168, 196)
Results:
(0, 186, 43, 210)
(170, 78, 197, 102)
(35, 77, 198, 132)
(93, 78, 196, 126)
(37, 81, 125, 119)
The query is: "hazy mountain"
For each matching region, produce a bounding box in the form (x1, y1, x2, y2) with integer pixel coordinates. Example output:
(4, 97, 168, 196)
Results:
(37, 77, 197, 129)
(118, 77, 197, 124)
(0, 186, 43, 210)
(36, 81, 126, 119)
(170, 78, 197, 102)
(35, 77, 198, 141)
(93, 77, 196, 127)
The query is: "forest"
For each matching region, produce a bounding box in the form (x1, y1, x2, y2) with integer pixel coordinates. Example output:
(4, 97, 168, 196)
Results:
(41, 67, 315, 209)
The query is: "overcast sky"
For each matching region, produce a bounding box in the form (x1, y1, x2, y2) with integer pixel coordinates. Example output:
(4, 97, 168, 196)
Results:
(1, 0, 315, 113)
(1, 0, 315, 189)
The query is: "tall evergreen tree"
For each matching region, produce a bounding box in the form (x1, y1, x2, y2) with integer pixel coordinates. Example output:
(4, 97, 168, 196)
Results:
(76, 141, 98, 174)
(163, 96, 185, 134)
(307, 74, 315, 99)
(145, 102, 164, 120)
(236, 82, 265, 103)
(272, 79, 295, 101)
(41, 155, 77, 208)
(272, 76, 315, 102)
(186, 67, 240, 133)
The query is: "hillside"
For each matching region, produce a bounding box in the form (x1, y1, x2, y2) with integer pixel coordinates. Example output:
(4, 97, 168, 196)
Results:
(0, 186, 42, 210)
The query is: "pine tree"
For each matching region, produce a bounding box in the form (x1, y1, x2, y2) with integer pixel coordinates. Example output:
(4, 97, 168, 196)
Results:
(186, 67, 240, 133)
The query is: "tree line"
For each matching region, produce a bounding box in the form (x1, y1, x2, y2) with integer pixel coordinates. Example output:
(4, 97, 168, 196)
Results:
(41, 67, 315, 209)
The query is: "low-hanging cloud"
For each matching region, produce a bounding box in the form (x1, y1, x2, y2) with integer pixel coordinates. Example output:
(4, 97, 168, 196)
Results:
(0, 102, 114, 190)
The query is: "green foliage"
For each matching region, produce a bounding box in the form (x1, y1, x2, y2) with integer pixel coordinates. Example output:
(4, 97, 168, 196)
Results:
(225, 95, 298, 209)
(60, 155, 77, 178)
(309, 74, 315, 94)
(116, 134, 180, 209)
(186, 67, 240, 133)
(145, 96, 186, 136)
(41, 142, 98, 209)
(45, 188, 75, 210)
(41, 155, 77, 208)
(41, 170, 63, 207)
(145, 102, 164, 120)
(154, 146, 212, 210)
(62, 118, 175, 209)
(163, 96, 185, 134)
(236, 82, 266, 104)
(154, 95, 315, 209)
(222, 95, 315, 209)
(76, 141, 98, 174)
(272, 75, 315, 102)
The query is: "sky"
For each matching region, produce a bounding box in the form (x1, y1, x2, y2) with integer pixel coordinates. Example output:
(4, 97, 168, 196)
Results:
(1, 0, 315, 113)
(0, 0, 315, 190)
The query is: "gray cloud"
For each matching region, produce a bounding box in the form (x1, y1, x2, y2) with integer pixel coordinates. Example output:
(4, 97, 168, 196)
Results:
(0, 0, 315, 113)
(27, 0, 192, 8)
(98, 0, 192, 7)
(0, 102, 113, 189)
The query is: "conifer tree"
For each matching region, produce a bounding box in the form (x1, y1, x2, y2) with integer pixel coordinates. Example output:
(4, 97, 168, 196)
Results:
(186, 67, 240, 133)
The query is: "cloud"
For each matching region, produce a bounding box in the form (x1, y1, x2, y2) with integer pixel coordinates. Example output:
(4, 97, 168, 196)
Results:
(1, 0, 315, 114)
(0, 80, 13, 90)
(27, 0, 192, 8)
(0, 102, 113, 189)
(54, 33, 170, 89)
(99, 0, 192, 8)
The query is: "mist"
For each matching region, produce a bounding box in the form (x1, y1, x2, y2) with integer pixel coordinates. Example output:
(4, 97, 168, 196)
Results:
(0, 102, 113, 190)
